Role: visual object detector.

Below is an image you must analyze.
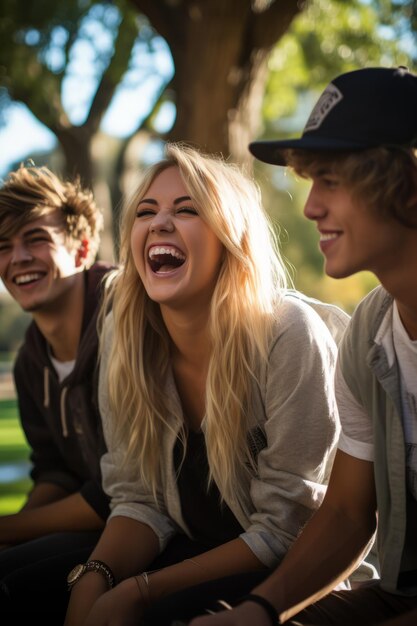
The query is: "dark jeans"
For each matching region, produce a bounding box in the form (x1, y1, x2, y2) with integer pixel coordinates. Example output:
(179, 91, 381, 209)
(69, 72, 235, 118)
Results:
(143, 566, 271, 625)
(0, 531, 265, 626)
(149, 579, 417, 626)
(286, 582, 417, 625)
(0, 530, 101, 626)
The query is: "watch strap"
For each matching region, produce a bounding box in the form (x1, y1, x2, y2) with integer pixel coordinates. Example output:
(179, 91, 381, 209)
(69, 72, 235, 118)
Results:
(67, 559, 115, 590)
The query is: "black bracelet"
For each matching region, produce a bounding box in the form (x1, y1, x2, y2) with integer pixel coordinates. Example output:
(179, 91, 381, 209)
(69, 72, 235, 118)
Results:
(237, 593, 278, 625)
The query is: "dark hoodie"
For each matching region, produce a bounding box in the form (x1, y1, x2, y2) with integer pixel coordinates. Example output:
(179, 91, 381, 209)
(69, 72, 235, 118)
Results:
(13, 262, 114, 521)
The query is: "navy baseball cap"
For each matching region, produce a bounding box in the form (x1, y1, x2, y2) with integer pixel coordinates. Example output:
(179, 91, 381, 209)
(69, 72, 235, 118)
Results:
(249, 66, 417, 166)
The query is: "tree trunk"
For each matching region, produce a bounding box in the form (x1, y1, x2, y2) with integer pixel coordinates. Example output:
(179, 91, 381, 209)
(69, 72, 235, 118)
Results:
(132, 0, 305, 164)
(55, 126, 95, 188)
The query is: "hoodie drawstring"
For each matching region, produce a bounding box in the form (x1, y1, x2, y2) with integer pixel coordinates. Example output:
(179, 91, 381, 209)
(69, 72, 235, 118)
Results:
(43, 367, 69, 437)
(43, 367, 50, 408)
(60, 386, 69, 437)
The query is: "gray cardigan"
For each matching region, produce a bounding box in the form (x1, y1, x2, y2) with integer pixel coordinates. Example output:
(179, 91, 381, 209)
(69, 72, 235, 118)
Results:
(339, 285, 417, 595)
(99, 292, 348, 567)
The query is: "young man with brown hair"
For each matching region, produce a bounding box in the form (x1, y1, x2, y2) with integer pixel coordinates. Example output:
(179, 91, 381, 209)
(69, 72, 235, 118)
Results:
(190, 66, 417, 626)
(0, 165, 113, 621)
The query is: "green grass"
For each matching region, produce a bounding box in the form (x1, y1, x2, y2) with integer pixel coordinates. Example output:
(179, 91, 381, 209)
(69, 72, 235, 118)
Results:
(0, 398, 20, 419)
(0, 397, 32, 514)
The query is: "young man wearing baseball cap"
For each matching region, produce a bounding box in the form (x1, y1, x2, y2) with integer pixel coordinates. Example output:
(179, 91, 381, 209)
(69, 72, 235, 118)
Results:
(189, 66, 417, 626)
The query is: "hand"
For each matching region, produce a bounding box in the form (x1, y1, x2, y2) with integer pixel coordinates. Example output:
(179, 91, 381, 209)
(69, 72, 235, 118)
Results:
(84, 577, 143, 626)
(189, 601, 273, 626)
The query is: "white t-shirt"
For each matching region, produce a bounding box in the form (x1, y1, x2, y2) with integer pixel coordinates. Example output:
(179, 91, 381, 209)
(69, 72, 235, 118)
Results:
(50, 354, 76, 382)
(337, 301, 417, 500)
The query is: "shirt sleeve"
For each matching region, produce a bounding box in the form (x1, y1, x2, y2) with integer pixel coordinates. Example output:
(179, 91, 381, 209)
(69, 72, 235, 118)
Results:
(240, 298, 342, 566)
(336, 359, 374, 462)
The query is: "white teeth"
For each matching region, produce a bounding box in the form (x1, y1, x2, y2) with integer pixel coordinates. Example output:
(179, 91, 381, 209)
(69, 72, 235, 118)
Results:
(15, 273, 42, 285)
(320, 233, 339, 241)
(149, 246, 186, 260)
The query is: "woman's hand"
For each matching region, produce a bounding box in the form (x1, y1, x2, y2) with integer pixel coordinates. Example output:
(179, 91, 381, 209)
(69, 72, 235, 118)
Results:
(84, 577, 144, 626)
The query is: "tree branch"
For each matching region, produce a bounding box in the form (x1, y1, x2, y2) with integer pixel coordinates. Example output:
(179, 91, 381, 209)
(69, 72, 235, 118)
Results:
(83, 9, 140, 134)
(251, 0, 306, 50)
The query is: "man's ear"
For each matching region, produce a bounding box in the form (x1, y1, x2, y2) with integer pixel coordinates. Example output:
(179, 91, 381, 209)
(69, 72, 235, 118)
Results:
(75, 239, 89, 267)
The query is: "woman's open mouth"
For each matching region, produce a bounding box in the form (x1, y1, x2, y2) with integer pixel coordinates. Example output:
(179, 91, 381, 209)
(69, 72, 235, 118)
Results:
(148, 246, 186, 274)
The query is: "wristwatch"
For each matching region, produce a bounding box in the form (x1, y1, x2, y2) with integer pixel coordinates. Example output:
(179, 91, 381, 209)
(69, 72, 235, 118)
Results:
(67, 559, 115, 590)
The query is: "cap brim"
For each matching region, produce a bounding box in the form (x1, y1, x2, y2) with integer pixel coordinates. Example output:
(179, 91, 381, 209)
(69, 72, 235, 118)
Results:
(249, 139, 305, 165)
(249, 136, 368, 166)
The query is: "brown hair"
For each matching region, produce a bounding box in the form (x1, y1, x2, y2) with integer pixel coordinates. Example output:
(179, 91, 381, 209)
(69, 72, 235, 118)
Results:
(286, 147, 417, 228)
(0, 165, 103, 265)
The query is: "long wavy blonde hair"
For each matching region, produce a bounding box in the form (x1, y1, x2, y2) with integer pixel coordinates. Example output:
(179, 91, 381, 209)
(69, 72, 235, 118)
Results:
(102, 143, 288, 504)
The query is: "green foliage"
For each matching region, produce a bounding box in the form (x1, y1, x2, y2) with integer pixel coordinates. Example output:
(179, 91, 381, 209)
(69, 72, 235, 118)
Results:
(0, 0, 158, 148)
(376, 0, 417, 55)
(0, 423, 29, 463)
(0, 0, 96, 123)
(0, 398, 21, 418)
(263, 0, 414, 132)
(0, 293, 30, 353)
(0, 398, 31, 515)
(253, 0, 414, 311)
(0, 491, 29, 515)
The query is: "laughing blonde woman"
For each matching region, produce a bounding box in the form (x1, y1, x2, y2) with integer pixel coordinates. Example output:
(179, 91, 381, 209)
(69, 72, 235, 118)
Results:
(64, 143, 348, 626)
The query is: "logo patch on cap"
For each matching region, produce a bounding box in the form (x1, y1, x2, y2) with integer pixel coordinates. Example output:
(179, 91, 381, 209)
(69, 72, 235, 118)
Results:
(304, 84, 343, 132)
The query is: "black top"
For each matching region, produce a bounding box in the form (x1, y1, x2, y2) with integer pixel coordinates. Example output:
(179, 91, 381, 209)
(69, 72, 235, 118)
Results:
(174, 429, 244, 548)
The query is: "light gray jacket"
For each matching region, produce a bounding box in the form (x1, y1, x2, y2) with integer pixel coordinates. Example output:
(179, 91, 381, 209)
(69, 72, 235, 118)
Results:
(339, 285, 417, 594)
(99, 291, 349, 568)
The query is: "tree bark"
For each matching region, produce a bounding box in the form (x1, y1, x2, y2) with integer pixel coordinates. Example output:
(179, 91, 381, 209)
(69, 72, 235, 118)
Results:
(54, 126, 95, 187)
(131, 0, 305, 164)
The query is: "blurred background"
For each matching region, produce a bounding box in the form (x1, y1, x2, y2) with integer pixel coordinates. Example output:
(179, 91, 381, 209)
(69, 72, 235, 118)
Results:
(0, 0, 416, 512)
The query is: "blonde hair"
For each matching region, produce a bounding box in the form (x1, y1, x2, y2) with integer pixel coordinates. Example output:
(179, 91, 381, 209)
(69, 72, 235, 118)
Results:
(286, 147, 417, 228)
(102, 143, 288, 503)
(0, 165, 103, 265)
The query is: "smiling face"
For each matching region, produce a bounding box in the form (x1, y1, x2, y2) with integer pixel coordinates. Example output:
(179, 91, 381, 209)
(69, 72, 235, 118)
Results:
(0, 211, 85, 313)
(130, 166, 224, 313)
(303, 172, 412, 281)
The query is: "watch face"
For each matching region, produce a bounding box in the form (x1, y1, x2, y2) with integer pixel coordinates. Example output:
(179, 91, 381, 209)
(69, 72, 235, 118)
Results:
(67, 563, 85, 584)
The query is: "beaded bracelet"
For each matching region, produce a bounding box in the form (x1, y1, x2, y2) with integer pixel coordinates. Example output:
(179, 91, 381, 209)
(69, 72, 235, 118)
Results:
(237, 593, 278, 625)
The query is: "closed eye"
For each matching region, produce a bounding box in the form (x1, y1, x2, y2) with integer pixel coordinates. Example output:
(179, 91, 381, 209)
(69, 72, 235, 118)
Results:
(27, 236, 50, 245)
(176, 207, 198, 215)
(136, 209, 156, 218)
